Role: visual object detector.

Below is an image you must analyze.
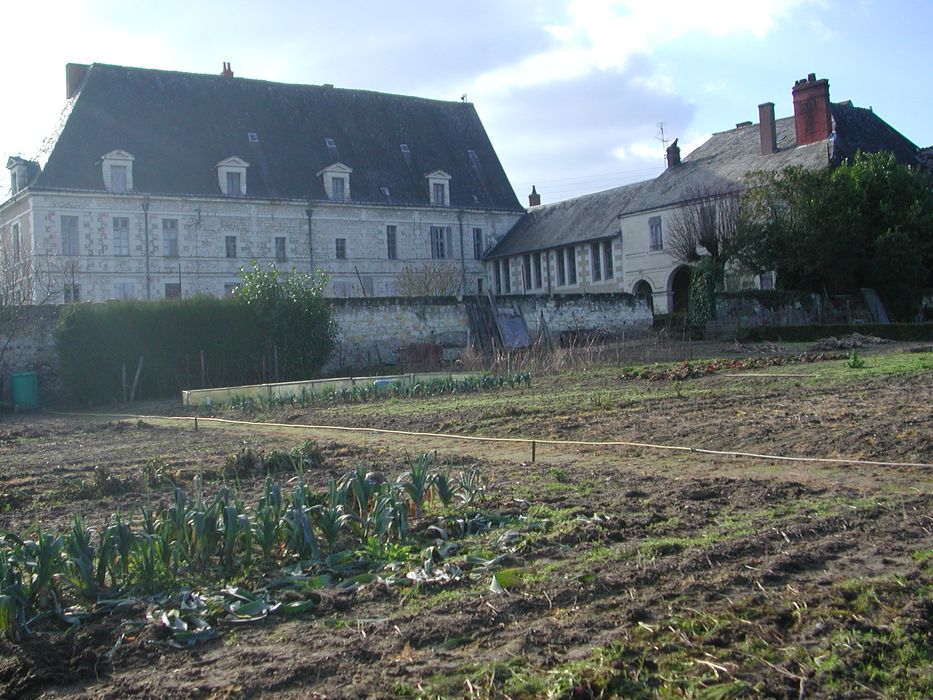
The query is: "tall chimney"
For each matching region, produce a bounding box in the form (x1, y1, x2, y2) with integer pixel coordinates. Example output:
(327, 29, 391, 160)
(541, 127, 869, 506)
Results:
(792, 73, 832, 146)
(65, 63, 89, 99)
(758, 102, 777, 154)
(528, 185, 541, 207)
(665, 138, 681, 168)
(221, 62, 234, 78)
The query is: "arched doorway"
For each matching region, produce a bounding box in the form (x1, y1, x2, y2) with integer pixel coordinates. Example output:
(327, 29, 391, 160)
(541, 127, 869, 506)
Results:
(669, 266, 691, 314)
(633, 280, 653, 311)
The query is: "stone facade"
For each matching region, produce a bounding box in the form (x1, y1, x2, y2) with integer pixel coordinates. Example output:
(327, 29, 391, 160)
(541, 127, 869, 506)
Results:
(7, 191, 520, 303)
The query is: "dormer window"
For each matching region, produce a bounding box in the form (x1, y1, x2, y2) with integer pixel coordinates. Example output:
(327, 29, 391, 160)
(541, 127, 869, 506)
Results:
(317, 162, 353, 202)
(101, 150, 135, 193)
(425, 170, 451, 207)
(217, 156, 249, 196)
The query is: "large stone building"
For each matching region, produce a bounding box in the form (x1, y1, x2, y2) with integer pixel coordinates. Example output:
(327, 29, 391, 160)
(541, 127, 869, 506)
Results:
(486, 74, 924, 314)
(1, 63, 524, 303)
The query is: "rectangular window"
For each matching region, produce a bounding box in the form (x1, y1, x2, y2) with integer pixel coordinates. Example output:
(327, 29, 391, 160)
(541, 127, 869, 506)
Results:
(113, 281, 135, 300)
(164, 283, 181, 299)
(494, 260, 502, 294)
(649, 216, 663, 251)
(533, 252, 543, 289)
(591, 242, 602, 281)
(11, 223, 20, 262)
(433, 182, 446, 206)
(566, 246, 577, 285)
(113, 217, 130, 256)
(386, 225, 397, 260)
(226, 171, 241, 197)
(332, 177, 345, 202)
(335, 237, 347, 259)
(522, 254, 532, 290)
(430, 226, 447, 259)
(603, 240, 614, 279)
(162, 219, 179, 257)
(502, 259, 511, 293)
(61, 215, 79, 256)
(472, 227, 483, 259)
(225, 235, 237, 258)
(63, 284, 80, 303)
(275, 236, 287, 261)
(477, 277, 484, 294)
(556, 249, 566, 286)
(111, 165, 127, 193)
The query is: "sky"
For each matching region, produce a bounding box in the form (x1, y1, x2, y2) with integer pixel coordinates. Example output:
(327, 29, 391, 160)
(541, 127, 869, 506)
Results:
(1, 0, 931, 204)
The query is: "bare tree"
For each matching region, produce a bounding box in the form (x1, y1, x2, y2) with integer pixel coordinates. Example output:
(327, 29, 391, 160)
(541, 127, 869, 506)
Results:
(395, 262, 462, 297)
(666, 185, 742, 267)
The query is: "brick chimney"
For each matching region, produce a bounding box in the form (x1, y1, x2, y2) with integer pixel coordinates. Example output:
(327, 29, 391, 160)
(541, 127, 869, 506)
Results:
(665, 139, 681, 168)
(528, 185, 541, 207)
(792, 73, 832, 145)
(758, 102, 777, 154)
(65, 63, 89, 99)
(221, 62, 234, 78)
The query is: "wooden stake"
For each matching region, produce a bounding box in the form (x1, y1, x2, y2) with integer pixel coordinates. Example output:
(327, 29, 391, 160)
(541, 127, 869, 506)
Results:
(194, 416, 198, 432)
(531, 440, 536, 463)
(129, 356, 144, 402)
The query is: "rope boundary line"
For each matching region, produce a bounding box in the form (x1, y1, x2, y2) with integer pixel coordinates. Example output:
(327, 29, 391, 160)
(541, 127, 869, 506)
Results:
(45, 409, 933, 470)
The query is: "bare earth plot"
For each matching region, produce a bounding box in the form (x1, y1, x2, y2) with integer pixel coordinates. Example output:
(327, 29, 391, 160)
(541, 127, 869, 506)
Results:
(0, 346, 930, 698)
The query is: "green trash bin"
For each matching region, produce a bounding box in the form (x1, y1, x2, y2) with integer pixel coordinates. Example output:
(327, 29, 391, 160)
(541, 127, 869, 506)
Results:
(10, 371, 39, 411)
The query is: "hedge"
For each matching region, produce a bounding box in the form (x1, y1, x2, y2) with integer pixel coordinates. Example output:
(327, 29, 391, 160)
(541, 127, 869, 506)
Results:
(740, 323, 933, 343)
(56, 296, 334, 404)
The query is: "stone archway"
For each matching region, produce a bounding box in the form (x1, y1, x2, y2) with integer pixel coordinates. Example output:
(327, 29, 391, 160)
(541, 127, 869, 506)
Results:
(669, 265, 691, 314)
(633, 280, 653, 311)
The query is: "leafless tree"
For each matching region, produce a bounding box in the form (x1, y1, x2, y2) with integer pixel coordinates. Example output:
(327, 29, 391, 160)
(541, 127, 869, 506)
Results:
(395, 262, 462, 297)
(666, 185, 743, 267)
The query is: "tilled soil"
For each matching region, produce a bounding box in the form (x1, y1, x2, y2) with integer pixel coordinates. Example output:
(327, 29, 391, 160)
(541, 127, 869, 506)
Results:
(0, 355, 930, 698)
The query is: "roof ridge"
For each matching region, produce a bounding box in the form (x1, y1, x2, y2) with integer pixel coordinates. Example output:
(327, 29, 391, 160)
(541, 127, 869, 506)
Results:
(86, 62, 474, 107)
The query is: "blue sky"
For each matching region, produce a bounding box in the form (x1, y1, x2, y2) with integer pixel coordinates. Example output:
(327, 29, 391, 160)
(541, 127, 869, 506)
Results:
(1, 0, 930, 202)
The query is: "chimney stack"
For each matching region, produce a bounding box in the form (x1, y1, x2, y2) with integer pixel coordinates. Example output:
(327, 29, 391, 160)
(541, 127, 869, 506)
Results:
(792, 73, 832, 146)
(665, 139, 681, 168)
(65, 63, 89, 99)
(221, 62, 234, 78)
(528, 185, 541, 207)
(758, 102, 777, 154)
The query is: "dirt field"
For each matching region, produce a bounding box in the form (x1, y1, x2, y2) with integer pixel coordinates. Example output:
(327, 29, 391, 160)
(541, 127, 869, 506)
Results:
(0, 345, 930, 698)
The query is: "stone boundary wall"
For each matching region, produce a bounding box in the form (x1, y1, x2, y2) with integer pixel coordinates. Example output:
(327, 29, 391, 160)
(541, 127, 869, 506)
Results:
(328, 293, 652, 369)
(1, 294, 653, 403)
(0, 305, 62, 404)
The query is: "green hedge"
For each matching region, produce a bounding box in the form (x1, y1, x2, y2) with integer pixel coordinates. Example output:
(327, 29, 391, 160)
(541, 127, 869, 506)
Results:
(741, 323, 933, 343)
(56, 296, 333, 404)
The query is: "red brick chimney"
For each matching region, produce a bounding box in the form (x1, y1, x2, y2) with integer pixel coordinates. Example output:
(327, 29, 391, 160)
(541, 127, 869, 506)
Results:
(758, 102, 777, 154)
(221, 62, 234, 78)
(528, 186, 541, 207)
(792, 73, 832, 146)
(665, 139, 681, 168)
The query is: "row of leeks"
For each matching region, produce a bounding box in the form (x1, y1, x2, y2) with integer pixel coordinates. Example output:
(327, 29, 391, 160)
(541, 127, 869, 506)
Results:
(0, 453, 495, 642)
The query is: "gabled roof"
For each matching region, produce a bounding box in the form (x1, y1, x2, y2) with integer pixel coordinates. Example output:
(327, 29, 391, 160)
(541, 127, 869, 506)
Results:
(486, 180, 650, 258)
(489, 100, 921, 257)
(33, 63, 523, 211)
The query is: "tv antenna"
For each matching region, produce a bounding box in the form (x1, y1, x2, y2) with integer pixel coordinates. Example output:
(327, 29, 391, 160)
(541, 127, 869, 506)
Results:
(656, 122, 670, 150)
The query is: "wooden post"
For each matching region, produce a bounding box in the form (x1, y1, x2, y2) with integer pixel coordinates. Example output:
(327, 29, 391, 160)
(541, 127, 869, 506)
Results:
(194, 416, 198, 432)
(129, 356, 144, 402)
(531, 440, 536, 463)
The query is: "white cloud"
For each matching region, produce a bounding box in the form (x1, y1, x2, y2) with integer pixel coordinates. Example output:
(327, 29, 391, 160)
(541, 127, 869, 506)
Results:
(472, 0, 808, 96)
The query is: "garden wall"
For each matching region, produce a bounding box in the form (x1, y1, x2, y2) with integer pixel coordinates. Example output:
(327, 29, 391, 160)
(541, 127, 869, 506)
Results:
(0, 305, 61, 406)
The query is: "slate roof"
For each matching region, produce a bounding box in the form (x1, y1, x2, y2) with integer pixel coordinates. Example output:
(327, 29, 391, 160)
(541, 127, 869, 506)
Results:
(33, 63, 523, 211)
(487, 101, 921, 258)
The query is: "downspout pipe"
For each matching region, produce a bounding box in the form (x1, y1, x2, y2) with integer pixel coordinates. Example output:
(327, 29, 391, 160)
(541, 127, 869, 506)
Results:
(142, 194, 151, 300)
(305, 203, 314, 273)
(457, 208, 466, 295)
